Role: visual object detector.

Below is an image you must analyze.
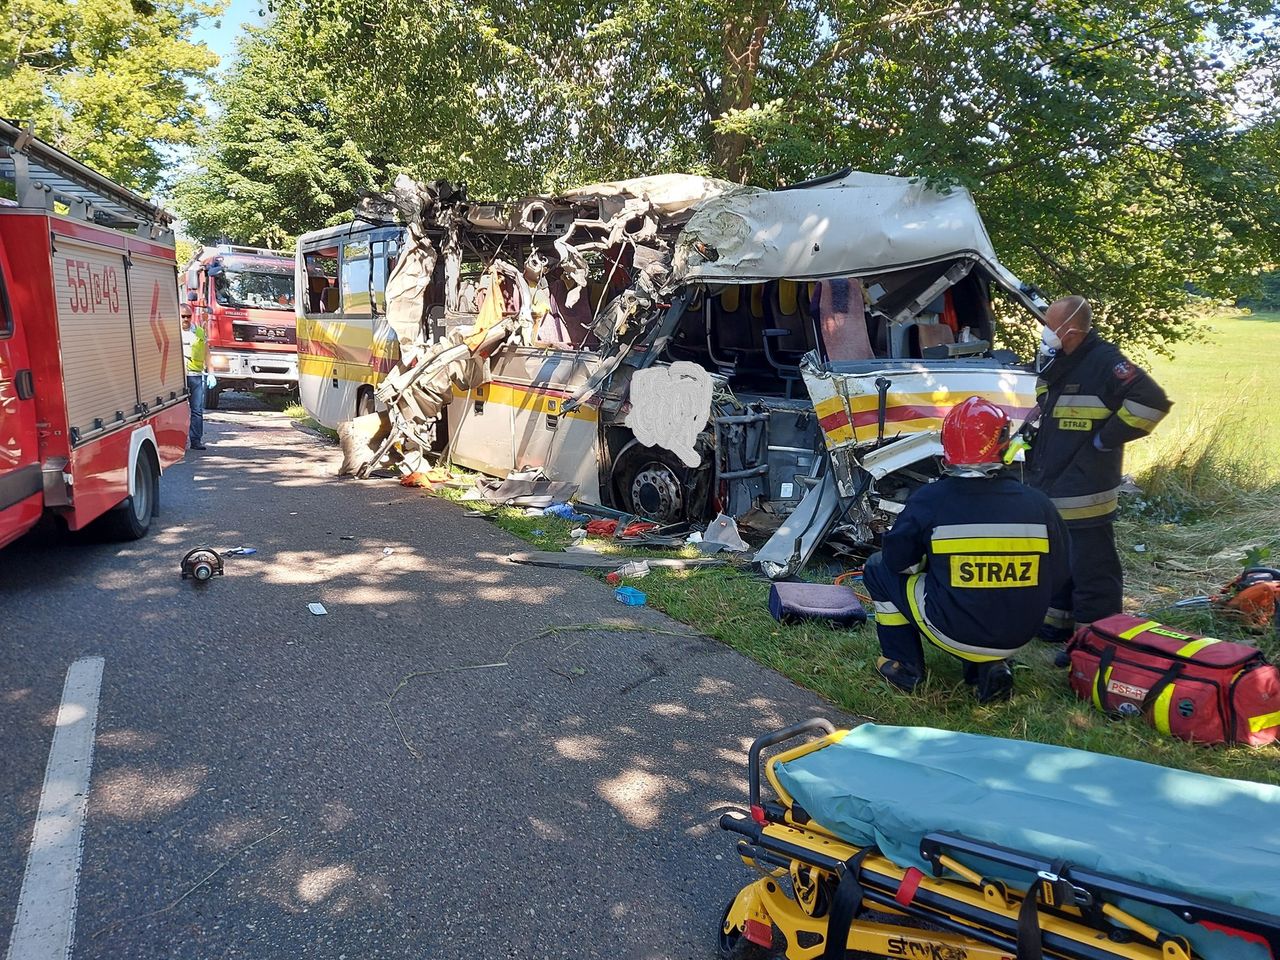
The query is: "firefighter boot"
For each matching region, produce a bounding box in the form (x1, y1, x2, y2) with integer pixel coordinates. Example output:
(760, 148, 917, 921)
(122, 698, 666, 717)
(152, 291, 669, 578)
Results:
(972, 660, 1014, 704)
(876, 657, 922, 694)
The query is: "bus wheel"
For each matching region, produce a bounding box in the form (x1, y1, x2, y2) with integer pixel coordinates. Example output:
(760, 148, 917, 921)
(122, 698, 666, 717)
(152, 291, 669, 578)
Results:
(356, 387, 375, 418)
(101, 448, 157, 541)
(205, 387, 222, 410)
(613, 445, 693, 525)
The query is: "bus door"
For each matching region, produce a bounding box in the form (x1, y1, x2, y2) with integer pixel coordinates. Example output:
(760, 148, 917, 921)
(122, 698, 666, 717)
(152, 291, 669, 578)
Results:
(297, 225, 403, 427)
(447, 343, 601, 495)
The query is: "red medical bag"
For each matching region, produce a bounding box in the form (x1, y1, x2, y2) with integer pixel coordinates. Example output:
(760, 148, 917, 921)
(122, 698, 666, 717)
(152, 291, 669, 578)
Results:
(1066, 614, 1280, 746)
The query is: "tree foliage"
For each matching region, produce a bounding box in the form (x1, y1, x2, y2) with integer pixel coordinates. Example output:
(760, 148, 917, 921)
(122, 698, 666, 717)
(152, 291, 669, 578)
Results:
(173, 20, 383, 246)
(0, 0, 222, 192)
(185, 0, 1280, 348)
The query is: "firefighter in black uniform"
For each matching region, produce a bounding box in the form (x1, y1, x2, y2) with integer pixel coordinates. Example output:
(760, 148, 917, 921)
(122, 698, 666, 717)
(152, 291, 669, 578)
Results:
(1025, 296, 1171, 641)
(864, 397, 1072, 703)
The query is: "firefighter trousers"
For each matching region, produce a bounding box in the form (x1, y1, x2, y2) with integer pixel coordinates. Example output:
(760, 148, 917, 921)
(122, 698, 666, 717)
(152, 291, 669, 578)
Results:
(1045, 520, 1123, 636)
(863, 553, 1010, 681)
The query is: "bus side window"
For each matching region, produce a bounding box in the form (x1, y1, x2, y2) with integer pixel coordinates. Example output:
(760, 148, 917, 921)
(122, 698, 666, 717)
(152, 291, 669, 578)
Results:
(305, 249, 340, 315)
(372, 241, 391, 316)
(342, 240, 372, 315)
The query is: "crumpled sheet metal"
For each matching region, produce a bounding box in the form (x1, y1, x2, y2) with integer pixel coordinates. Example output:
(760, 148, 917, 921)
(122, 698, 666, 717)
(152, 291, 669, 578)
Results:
(559, 174, 736, 219)
(384, 222, 437, 345)
(669, 171, 1003, 286)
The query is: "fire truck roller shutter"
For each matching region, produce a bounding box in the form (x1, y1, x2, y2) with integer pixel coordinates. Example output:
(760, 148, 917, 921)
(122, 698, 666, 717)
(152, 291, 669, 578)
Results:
(127, 255, 185, 408)
(52, 238, 140, 442)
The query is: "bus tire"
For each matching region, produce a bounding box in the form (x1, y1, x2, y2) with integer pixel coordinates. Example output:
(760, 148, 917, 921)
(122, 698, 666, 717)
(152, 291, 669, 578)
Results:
(612, 444, 702, 525)
(100, 446, 158, 541)
(205, 387, 222, 410)
(356, 386, 375, 418)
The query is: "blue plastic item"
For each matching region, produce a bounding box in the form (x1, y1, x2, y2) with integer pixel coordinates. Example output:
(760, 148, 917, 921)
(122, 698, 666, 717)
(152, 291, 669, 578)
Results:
(614, 586, 647, 606)
(544, 502, 589, 521)
(774, 723, 1280, 960)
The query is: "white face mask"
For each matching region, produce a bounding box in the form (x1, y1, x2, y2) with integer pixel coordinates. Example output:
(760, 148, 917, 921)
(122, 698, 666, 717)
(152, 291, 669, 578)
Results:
(1040, 324, 1062, 352)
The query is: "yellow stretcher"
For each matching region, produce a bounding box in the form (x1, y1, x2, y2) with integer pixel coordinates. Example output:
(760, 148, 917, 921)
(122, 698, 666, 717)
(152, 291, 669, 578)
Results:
(717, 720, 1280, 960)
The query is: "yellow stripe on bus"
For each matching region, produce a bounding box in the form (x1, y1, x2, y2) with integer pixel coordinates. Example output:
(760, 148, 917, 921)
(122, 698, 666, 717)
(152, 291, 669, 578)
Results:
(846, 390, 1032, 413)
(453, 383, 600, 423)
(814, 395, 845, 420)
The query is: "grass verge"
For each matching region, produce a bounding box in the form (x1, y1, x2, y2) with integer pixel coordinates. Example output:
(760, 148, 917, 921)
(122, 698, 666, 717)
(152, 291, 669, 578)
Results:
(282, 401, 339, 442)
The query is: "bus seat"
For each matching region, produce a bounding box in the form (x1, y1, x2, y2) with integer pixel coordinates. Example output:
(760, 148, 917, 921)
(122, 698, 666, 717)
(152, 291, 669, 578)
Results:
(766, 280, 815, 353)
(708, 285, 764, 371)
(320, 286, 341, 314)
(813, 278, 873, 361)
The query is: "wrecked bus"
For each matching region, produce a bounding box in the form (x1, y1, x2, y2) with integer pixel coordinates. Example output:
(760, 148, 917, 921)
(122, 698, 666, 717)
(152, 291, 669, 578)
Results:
(296, 172, 1049, 576)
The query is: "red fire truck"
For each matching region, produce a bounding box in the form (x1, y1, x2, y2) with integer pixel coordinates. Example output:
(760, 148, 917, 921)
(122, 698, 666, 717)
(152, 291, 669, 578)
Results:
(0, 118, 187, 549)
(181, 244, 297, 408)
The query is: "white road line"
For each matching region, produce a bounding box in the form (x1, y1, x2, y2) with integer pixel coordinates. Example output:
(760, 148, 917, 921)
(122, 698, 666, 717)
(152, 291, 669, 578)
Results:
(6, 657, 105, 960)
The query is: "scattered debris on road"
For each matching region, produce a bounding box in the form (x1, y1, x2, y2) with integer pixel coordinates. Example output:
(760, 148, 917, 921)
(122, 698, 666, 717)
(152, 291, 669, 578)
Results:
(307, 602, 328, 616)
(507, 551, 725, 570)
(615, 586, 647, 606)
(180, 547, 224, 582)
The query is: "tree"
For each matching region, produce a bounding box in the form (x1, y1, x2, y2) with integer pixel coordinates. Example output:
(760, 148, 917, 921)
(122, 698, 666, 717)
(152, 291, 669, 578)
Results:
(173, 19, 385, 246)
(0, 0, 223, 192)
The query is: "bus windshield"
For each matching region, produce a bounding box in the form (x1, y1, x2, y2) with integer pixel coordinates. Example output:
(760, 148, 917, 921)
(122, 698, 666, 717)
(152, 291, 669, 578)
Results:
(214, 266, 295, 311)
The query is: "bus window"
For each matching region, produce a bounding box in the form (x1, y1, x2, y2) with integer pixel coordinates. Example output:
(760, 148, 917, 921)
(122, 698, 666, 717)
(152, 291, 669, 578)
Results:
(371, 241, 387, 315)
(342, 240, 372, 315)
(304, 248, 340, 315)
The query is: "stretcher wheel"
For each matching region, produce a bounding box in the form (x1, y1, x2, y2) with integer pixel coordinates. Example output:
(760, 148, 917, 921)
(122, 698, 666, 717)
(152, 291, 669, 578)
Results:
(717, 899, 778, 960)
(790, 861, 831, 918)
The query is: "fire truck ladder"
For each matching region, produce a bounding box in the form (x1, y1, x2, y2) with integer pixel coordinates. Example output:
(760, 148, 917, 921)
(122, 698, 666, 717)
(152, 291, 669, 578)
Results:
(0, 117, 174, 241)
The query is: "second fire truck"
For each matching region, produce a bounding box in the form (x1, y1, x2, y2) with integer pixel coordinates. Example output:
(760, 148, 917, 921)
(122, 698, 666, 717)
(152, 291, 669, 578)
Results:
(181, 244, 298, 407)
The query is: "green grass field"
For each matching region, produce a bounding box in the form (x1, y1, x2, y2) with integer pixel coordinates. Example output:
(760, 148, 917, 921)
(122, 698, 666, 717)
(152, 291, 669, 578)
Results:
(1128, 310, 1280, 486)
(435, 311, 1280, 784)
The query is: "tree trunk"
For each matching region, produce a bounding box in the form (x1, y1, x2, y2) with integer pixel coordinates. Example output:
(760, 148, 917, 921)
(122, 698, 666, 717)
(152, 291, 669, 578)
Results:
(713, 5, 772, 182)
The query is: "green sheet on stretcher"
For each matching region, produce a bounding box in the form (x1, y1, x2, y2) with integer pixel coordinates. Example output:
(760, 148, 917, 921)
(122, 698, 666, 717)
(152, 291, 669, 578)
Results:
(774, 724, 1280, 960)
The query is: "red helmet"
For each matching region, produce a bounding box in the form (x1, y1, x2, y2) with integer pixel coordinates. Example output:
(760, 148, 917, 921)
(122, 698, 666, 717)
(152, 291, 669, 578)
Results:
(941, 396, 1010, 468)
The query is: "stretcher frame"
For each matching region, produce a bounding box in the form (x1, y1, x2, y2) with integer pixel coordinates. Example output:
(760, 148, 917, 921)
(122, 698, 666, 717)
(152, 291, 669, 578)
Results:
(718, 719, 1280, 960)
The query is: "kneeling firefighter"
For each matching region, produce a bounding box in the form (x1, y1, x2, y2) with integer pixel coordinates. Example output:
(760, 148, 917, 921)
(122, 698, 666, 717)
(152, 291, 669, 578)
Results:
(864, 397, 1072, 702)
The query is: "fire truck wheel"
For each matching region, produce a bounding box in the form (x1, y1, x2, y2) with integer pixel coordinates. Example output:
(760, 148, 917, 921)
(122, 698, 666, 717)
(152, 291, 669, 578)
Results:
(102, 449, 158, 541)
(205, 387, 222, 410)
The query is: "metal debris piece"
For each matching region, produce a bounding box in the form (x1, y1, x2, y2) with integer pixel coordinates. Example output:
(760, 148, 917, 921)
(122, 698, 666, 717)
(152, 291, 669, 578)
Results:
(508, 551, 724, 570)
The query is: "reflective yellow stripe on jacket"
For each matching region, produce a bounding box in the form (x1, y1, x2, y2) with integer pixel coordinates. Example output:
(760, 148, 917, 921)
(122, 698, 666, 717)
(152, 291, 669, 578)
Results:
(1117, 398, 1167, 434)
(1051, 488, 1120, 521)
(930, 522, 1051, 555)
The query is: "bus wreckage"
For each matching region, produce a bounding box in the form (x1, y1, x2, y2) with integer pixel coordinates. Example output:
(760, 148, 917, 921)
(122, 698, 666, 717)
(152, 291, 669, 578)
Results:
(295, 171, 1049, 578)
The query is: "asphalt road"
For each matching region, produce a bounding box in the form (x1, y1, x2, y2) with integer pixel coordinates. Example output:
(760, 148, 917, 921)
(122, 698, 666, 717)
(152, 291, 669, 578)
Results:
(0, 395, 842, 959)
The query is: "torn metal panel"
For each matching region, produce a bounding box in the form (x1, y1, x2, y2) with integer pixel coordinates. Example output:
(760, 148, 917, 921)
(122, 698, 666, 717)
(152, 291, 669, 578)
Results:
(469, 478, 579, 507)
(385, 222, 437, 345)
(752, 468, 850, 581)
(558, 175, 736, 219)
(800, 352, 1036, 469)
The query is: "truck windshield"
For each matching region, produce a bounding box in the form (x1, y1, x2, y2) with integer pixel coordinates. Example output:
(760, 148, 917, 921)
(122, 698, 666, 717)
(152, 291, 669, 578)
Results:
(215, 270, 295, 311)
